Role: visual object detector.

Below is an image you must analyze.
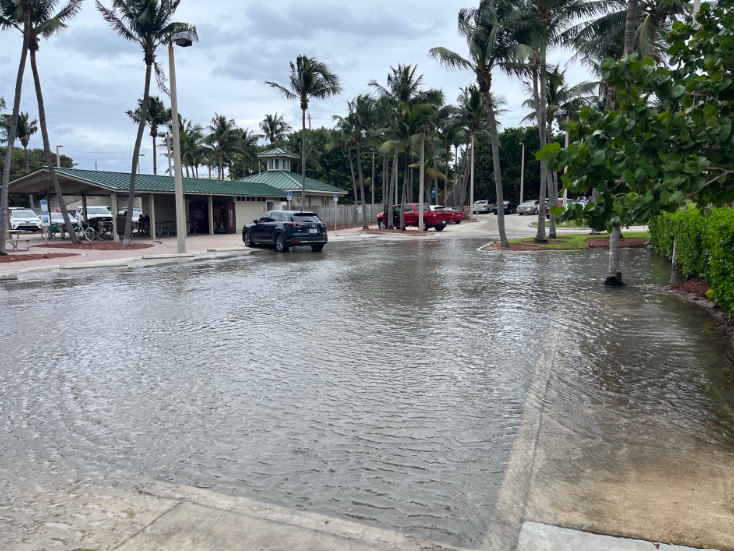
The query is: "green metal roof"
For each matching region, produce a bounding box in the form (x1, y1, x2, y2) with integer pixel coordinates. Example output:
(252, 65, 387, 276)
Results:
(50, 168, 285, 196)
(257, 148, 300, 159)
(238, 170, 347, 194)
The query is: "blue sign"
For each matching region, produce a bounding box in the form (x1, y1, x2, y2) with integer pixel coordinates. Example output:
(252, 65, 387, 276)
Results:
(432, 189, 436, 197)
(40, 200, 50, 227)
(286, 191, 293, 199)
(333, 193, 339, 199)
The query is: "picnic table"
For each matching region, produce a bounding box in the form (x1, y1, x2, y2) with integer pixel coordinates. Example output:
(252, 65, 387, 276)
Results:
(5, 230, 31, 251)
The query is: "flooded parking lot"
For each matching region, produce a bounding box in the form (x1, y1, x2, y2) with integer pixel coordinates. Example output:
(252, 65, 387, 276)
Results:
(1, 239, 733, 548)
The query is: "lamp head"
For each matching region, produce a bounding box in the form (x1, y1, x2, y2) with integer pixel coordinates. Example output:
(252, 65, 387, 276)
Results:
(172, 30, 196, 48)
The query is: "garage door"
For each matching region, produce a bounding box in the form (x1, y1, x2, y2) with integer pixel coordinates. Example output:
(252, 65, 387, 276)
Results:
(235, 201, 266, 233)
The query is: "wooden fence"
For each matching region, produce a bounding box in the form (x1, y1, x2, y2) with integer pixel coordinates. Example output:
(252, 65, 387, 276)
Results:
(309, 204, 383, 228)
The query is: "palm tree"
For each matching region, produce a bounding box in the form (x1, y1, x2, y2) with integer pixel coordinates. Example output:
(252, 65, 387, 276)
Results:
(126, 95, 171, 175)
(97, 0, 197, 245)
(430, 0, 529, 247)
(206, 114, 239, 180)
(0, 96, 8, 144)
(0, 0, 31, 255)
(232, 127, 262, 177)
(26, 0, 83, 243)
(266, 55, 342, 211)
(259, 113, 291, 146)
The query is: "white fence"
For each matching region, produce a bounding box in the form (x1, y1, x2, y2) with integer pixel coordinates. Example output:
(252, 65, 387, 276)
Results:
(309, 204, 383, 228)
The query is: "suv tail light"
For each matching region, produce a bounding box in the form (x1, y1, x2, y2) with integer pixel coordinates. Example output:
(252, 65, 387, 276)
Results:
(287, 222, 304, 227)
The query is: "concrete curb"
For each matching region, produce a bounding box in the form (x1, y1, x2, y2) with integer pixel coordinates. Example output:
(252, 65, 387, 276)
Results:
(141, 252, 196, 260)
(60, 261, 130, 270)
(0, 273, 19, 281)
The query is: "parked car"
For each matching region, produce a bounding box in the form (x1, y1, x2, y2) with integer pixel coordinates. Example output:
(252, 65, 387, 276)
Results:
(9, 209, 42, 231)
(492, 201, 518, 214)
(517, 200, 542, 215)
(76, 206, 113, 227)
(50, 212, 80, 225)
(472, 200, 490, 213)
(377, 203, 450, 231)
(118, 208, 142, 222)
(242, 210, 328, 252)
(444, 206, 466, 224)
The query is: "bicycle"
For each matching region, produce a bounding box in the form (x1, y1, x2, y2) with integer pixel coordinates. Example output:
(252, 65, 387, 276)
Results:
(82, 220, 110, 242)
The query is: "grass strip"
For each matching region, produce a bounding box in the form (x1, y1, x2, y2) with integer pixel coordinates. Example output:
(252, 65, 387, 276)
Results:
(507, 232, 650, 250)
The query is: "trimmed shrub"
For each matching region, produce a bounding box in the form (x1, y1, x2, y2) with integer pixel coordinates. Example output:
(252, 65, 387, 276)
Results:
(649, 207, 734, 315)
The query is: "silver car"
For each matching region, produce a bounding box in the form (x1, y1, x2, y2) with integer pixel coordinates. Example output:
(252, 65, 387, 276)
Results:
(472, 200, 490, 213)
(517, 200, 541, 215)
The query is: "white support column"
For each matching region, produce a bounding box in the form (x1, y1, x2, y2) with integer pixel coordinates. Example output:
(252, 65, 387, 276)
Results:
(81, 193, 89, 225)
(111, 192, 119, 242)
(149, 194, 156, 239)
(208, 196, 214, 235)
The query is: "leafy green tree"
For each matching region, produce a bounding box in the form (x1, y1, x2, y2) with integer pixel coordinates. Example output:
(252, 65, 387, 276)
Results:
(97, 0, 197, 245)
(539, 1, 734, 284)
(0, 0, 31, 254)
(0, 146, 73, 206)
(259, 113, 291, 146)
(266, 55, 342, 210)
(229, 127, 262, 179)
(126, 95, 171, 175)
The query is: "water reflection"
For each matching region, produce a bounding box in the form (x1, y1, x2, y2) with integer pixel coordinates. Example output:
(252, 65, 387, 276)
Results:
(0, 244, 732, 548)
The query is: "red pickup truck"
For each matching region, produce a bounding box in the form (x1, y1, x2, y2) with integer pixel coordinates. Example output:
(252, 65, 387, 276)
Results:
(377, 203, 451, 231)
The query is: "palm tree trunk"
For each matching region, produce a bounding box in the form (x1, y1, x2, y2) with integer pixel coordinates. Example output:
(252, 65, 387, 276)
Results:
(469, 134, 475, 217)
(355, 141, 369, 230)
(419, 134, 425, 231)
(152, 133, 157, 175)
(122, 61, 153, 246)
(400, 147, 410, 230)
(29, 47, 80, 243)
(484, 92, 509, 247)
(624, 0, 639, 55)
(0, 6, 31, 255)
(24, 145, 34, 209)
(533, 67, 548, 243)
(347, 146, 358, 203)
(387, 146, 398, 229)
(432, 133, 438, 206)
(301, 107, 307, 211)
(547, 120, 557, 239)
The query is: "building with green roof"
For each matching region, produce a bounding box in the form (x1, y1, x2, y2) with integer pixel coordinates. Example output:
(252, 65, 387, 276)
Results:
(8, 164, 344, 240)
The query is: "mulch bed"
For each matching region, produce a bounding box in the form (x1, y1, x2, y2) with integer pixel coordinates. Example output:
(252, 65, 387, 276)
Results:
(586, 237, 648, 248)
(34, 242, 154, 251)
(668, 279, 712, 300)
(0, 253, 79, 263)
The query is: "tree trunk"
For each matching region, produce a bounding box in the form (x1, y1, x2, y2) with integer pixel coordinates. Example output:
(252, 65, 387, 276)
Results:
(347, 146, 358, 205)
(400, 147, 410, 230)
(121, 60, 153, 246)
(431, 132, 438, 206)
(152, 132, 157, 175)
(604, 0, 638, 284)
(301, 106, 307, 211)
(419, 134, 425, 231)
(355, 141, 368, 229)
(624, 0, 639, 55)
(534, 64, 548, 243)
(389, 147, 398, 229)
(547, 120, 557, 239)
(0, 6, 31, 255)
(469, 134, 475, 217)
(485, 92, 509, 247)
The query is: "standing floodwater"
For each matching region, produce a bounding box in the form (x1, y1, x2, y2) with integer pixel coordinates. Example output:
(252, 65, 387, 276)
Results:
(1, 240, 732, 548)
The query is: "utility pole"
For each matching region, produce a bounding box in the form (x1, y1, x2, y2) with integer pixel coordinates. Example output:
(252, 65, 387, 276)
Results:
(307, 113, 312, 130)
(55, 145, 63, 167)
(371, 148, 375, 205)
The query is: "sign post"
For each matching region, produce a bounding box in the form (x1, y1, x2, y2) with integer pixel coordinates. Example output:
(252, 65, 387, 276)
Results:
(286, 190, 292, 210)
(40, 200, 50, 242)
(333, 193, 339, 236)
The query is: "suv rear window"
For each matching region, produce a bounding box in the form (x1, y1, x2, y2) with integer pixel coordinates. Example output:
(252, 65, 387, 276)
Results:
(292, 213, 322, 223)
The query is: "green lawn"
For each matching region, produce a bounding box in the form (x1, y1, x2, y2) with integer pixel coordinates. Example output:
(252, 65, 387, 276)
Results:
(508, 232, 650, 250)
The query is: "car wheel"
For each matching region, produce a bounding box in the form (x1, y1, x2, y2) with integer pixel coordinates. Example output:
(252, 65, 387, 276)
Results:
(243, 230, 253, 247)
(311, 244, 324, 252)
(274, 233, 289, 252)
(378, 219, 386, 229)
(455, 220, 461, 224)
(435, 225, 445, 232)
(422, 219, 430, 232)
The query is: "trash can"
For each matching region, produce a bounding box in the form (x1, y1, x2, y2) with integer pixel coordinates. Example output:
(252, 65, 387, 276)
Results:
(116, 214, 128, 238)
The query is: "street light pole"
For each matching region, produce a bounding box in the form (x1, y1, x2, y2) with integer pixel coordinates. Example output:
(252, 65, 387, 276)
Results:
(56, 145, 63, 167)
(168, 40, 188, 254)
(519, 142, 525, 204)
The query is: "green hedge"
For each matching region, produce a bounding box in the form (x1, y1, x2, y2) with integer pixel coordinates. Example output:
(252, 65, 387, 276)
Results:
(649, 207, 734, 315)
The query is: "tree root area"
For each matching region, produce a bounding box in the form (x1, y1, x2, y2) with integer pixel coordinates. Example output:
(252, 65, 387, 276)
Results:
(0, 253, 80, 263)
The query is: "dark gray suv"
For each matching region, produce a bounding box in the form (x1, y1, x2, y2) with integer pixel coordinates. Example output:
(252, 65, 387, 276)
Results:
(242, 211, 328, 252)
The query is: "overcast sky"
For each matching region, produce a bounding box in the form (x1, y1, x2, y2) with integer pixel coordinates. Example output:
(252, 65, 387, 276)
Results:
(0, 0, 591, 175)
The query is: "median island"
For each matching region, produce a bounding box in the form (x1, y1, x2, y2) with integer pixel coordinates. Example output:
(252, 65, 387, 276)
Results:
(483, 232, 650, 251)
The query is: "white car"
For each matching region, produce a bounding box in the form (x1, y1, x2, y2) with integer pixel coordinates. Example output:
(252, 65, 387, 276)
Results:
(118, 208, 142, 222)
(517, 200, 541, 215)
(50, 212, 80, 226)
(9, 209, 42, 231)
(472, 200, 490, 213)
